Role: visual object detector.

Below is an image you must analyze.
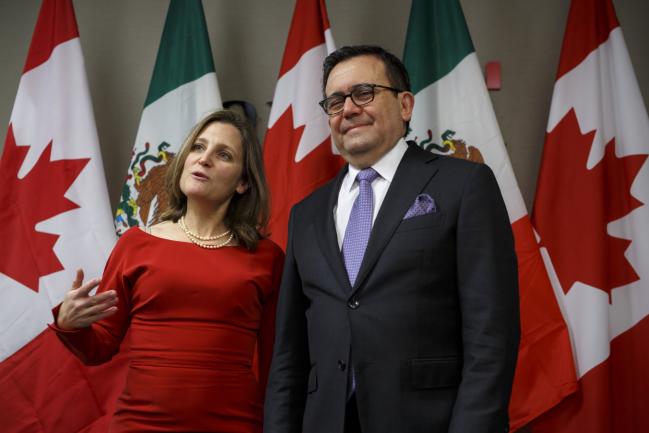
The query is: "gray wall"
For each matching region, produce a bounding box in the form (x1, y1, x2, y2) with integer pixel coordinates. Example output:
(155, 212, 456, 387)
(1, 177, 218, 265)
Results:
(1, 0, 648, 214)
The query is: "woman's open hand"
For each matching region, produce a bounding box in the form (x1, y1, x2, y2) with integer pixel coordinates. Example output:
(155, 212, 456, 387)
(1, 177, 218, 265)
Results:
(56, 269, 118, 330)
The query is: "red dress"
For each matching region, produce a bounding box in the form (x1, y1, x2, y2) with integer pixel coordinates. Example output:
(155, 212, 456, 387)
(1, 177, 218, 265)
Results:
(52, 228, 284, 433)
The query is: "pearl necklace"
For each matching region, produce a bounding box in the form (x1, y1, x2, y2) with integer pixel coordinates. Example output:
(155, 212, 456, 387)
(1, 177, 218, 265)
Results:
(179, 216, 231, 240)
(179, 216, 233, 249)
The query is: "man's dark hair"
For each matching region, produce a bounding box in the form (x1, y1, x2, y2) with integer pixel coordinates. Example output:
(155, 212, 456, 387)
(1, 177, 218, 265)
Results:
(321, 45, 411, 96)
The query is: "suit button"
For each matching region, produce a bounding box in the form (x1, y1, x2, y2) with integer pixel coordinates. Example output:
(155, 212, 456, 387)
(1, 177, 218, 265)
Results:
(337, 360, 346, 371)
(347, 299, 360, 309)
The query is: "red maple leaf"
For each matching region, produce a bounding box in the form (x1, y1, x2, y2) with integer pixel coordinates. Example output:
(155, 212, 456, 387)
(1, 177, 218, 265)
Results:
(533, 109, 647, 301)
(0, 124, 89, 292)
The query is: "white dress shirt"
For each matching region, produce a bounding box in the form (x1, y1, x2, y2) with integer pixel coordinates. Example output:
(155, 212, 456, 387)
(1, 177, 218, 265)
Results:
(334, 138, 408, 248)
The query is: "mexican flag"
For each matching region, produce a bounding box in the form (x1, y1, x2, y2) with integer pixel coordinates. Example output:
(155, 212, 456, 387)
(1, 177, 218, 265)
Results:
(0, 0, 126, 431)
(531, 0, 649, 431)
(115, 0, 222, 234)
(263, 0, 342, 250)
(403, 0, 577, 429)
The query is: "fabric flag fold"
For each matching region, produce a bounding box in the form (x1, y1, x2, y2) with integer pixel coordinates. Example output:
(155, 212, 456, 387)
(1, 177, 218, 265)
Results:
(263, 0, 342, 249)
(403, 0, 578, 430)
(0, 0, 126, 431)
(114, 0, 222, 234)
(531, 0, 649, 431)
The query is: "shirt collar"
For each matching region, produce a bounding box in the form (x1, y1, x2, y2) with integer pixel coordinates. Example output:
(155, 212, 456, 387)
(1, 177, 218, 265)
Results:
(343, 138, 408, 192)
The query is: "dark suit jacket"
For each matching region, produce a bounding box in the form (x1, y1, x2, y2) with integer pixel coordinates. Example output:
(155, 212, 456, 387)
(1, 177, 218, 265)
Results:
(264, 143, 520, 433)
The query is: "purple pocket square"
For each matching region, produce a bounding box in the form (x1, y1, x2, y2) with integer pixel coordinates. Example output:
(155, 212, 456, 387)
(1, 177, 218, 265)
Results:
(403, 194, 437, 220)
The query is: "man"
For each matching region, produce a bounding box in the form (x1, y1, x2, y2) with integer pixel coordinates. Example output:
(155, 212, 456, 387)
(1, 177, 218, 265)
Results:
(264, 45, 520, 433)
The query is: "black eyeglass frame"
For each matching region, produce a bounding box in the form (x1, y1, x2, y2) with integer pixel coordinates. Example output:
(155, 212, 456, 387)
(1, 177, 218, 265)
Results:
(318, 83, 403, 116)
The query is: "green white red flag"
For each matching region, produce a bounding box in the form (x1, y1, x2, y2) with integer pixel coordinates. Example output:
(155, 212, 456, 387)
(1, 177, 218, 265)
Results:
(403, 0, 577, 429)
(114, 0, 222, 234)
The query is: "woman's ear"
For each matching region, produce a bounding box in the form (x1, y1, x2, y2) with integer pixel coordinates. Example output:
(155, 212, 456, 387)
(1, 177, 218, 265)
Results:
(236, 180, 249, 194)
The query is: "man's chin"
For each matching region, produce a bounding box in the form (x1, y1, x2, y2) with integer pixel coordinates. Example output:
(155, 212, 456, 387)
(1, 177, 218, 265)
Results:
(340, 131, 375, 149)
(337, 141, 377, 165)
(341, 141, 371, 157)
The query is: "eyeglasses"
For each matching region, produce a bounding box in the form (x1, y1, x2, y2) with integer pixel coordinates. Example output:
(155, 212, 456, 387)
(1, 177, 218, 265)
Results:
(318, 83, 403, 116)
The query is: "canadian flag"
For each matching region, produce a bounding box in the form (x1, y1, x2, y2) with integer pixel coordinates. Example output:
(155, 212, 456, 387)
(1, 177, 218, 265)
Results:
(531, 0, 649, 431)
(263, 0, 343, 249)
(0, 0, 127, 431)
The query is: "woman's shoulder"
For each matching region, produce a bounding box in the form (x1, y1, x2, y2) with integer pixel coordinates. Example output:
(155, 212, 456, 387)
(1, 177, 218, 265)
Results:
(256, 237, 285, 258)
(103, 226, 149, 264)
(117, 224, 177, 246)
(116, 226, 143, 241)
(247, 238, 285, 269)
(112, 225, 150, 249)
(122, 221, 192, 249)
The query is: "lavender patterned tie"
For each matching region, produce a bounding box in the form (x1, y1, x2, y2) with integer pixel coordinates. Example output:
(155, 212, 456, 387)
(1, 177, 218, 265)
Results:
(342, 167, 380, 287)
(342, 168, 378, 399)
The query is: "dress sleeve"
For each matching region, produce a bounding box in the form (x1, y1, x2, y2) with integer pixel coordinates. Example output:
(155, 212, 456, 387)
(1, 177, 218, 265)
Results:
(256, 244, 285, 393)
(49, 234, 134, 366)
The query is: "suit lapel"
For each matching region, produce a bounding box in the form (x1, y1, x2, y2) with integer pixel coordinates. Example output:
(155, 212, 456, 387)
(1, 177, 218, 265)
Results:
(314, 165, 353, 294)
(352, 145, 439, 293)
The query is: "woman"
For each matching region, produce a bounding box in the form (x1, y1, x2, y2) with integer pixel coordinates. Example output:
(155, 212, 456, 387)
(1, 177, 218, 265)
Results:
(51, 110, 284, 433)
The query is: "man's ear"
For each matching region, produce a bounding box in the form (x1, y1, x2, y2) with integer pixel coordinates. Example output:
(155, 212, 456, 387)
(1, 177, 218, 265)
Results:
(400, 91, 415, 122)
